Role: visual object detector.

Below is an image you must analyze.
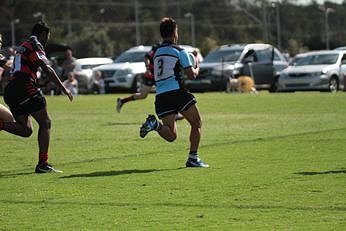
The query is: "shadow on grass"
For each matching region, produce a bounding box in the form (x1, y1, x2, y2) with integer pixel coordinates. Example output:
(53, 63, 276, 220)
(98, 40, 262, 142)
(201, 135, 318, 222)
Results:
(1, 199, 346, 212)
(103, 122, 139, 126)
(295, 169, 346, 176)
(60, 168, 184, 178)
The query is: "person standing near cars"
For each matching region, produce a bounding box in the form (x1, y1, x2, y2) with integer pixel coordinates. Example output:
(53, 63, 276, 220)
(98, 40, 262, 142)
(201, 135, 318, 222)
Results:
(61, 48, 76, 81)
(139, 17, 208, 168)
(63, 72, 78, 95)
(1, 22, 73, 173)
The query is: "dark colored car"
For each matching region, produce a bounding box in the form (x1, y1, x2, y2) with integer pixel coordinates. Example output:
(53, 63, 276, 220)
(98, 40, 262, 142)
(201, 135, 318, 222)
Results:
(184, 43, 288, 92)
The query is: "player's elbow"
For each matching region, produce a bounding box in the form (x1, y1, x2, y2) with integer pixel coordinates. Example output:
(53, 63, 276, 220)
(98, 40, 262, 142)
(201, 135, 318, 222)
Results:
(186, 67, 199, 80)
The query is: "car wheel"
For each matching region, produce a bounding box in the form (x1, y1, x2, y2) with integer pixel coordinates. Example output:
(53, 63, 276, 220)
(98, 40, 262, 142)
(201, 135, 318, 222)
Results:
(328, 77, 338, 93)
(269, 77, 279, 93)
(131, 75, 141, 92)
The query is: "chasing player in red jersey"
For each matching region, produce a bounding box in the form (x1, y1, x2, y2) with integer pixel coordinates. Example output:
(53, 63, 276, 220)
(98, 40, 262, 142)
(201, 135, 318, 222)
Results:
(1, 22, 73, 173)
(116, 43, 159, 112)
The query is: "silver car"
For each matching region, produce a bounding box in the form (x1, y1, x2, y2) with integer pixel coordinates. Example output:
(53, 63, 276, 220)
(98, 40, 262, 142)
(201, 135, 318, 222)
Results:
(278, 50, 346, 92)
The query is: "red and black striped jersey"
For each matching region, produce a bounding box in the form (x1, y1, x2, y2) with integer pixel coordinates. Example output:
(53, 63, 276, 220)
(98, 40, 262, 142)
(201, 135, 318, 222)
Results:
(144, 49, 156, 80)
(11, 36, 50, 81)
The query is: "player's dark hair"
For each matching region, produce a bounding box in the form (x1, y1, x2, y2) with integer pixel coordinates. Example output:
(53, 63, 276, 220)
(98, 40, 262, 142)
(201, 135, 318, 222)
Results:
(31, 21, 50, 37)
(160, 17, 177, 38)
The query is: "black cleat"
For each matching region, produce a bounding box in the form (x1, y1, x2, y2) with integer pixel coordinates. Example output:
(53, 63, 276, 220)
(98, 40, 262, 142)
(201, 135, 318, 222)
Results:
(35, 163, 63, 173)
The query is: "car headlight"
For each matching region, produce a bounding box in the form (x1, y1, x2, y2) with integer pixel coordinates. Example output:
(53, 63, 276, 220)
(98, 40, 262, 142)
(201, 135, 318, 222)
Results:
(233, 62, 243, 76)
(321, 69, 328, 75)
(211, 68, 222, 76)
(223, 69, 233, 77)
(280, 72, 288, 78)
(310, 72, 323, 77)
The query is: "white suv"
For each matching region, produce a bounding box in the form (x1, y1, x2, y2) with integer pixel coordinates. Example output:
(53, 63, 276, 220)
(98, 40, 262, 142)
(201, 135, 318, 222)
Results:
(92, 45, 203, 93)
(93, 45, 151, 93)
(73, 57, 113, 93)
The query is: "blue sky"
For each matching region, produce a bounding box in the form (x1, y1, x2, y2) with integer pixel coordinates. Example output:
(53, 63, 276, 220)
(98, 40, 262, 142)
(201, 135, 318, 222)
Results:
(295, 0, 344, 4)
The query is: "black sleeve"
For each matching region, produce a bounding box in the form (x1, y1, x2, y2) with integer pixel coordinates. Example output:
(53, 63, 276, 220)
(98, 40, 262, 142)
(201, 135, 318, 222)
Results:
(0, 58, 7, 67)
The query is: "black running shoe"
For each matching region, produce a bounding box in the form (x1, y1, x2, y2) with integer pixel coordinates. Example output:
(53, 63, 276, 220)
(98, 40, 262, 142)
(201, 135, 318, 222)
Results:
(140, 114, 158, 138)
(116, 98, 123, 113)
(35, 163, 63, 173)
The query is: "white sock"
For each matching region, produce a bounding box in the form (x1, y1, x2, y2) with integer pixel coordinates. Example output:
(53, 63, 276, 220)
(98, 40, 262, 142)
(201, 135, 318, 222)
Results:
(189, 153, 199, 159)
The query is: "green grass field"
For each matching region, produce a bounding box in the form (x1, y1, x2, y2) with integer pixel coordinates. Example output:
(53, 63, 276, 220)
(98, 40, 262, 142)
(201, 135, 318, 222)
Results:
(1, 92, 345, 230)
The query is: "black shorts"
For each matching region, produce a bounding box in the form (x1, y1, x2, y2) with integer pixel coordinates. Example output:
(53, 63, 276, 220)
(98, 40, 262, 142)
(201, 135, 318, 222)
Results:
(142, 74, 155, 87)
(155, 89, 196, 119)
(3, 77, 46, 118)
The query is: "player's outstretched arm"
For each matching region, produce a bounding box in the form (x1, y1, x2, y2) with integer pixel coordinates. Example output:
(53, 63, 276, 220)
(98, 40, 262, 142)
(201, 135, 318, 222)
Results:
(0, 54, 12, 70)
(42, 64, 73, 102)
(185, 52, 199, 80)
(185, 66, 199, 80)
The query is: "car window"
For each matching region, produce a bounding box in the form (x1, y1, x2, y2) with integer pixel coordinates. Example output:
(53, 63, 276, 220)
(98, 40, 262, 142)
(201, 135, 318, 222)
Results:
(203, 49, 242, 63)
(296, 54, 338, 66)
(114, 51, 146, 63)
(341, 54, 346, 65)
(81, 64, 105, 69)
(273, 51, 282, 61)
(255, 49, 272, 62)
(289, 56, 304, 66)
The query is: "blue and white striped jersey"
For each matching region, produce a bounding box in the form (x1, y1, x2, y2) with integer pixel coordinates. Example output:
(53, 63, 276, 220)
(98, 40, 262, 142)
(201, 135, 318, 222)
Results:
(154, 41, 193, 95)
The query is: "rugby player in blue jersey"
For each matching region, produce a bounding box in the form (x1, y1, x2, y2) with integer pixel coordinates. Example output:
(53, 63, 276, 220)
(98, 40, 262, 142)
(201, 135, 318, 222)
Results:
(140, 17, 208, 168)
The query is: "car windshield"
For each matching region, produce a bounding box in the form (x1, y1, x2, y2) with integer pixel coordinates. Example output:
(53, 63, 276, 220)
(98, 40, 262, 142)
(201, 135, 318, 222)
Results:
(295, 54, 338, 66)
(81, 64, 106, 69)
(203, 49, 242, 63)
(114, 51, 146, 63)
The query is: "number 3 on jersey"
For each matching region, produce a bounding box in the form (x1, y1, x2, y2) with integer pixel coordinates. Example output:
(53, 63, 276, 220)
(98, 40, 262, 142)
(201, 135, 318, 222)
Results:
(156, 58, 163, 77)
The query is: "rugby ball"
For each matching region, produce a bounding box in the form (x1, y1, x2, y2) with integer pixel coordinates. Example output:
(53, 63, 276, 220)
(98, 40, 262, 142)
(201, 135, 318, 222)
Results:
(188, 53, 198, 68)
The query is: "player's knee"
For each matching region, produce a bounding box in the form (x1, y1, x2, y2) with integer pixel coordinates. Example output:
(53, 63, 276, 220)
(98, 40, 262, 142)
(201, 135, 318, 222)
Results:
(22, 127, 33, 137)
(166, 134, 177, 142)
(191, 119, 202, 129)
(39, 118, 51, 129)
(46, 118, 52, 129)
(164, 131, 177, 142)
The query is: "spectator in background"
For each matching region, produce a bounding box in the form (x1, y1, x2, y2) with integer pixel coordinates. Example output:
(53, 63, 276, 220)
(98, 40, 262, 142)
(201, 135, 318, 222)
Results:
(45, 58, 63, 95)
(6, 47, 15, 61)
(0, 45, 15, 92)
(61, 48, 76, 81)
(51, 57, 63, 79)
(63, 71, 78, 95)
(91, 70, 105, 94)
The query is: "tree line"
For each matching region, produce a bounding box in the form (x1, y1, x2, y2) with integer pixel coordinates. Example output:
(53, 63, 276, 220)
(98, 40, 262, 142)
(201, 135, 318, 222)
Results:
(1, 0, 346, 58)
